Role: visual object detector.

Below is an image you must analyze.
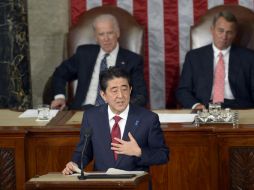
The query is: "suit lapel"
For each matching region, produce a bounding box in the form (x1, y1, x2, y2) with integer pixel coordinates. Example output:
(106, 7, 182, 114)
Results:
(122, 106, 138, 140)
(116, 48, 127, 68)
(204, 45, 214, 102)
(97, 105, 116, 164)
(75, 46, 100, 106)
(79, 46, 100, 87)
(115, 105, 140, 166)
(228, 46, 238, 97)
(98, 105, 111, 143)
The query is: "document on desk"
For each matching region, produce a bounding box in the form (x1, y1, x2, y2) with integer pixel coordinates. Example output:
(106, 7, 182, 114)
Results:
(106, 168, 144, 175)
(71, 165, 144, 176)
(158, 113, 196, 123)
(18, 109, 59, 118)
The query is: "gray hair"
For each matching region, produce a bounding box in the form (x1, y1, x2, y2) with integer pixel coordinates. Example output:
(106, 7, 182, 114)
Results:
(92, 14, 120, 35)
(212, 10, 238, 28)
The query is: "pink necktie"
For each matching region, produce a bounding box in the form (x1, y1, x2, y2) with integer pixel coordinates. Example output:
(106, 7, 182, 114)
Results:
(111, 116, 121, 160)
(213, 52, 225, 103)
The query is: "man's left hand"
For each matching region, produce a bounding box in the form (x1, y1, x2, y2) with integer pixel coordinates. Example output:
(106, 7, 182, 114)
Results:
(111, 132, 141, 157)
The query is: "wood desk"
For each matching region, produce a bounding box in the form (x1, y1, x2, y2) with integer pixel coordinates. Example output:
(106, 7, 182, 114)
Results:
(0, 110, 80, 190)
(2, 109, 254, 190)
(25, 172, 149, 190)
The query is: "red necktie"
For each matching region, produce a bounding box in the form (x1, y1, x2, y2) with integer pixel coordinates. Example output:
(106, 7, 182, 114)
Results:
(111, 116, 121, 160)
(213, 52, 225, 103)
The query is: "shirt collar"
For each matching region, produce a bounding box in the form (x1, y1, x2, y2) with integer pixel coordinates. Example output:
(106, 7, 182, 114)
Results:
(99, 43, 119, 59)
(108, 104, 129, 121)
(212, 43, 230, 57)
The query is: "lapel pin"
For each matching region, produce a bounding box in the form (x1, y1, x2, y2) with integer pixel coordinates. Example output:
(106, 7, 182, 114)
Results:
(135, 120, 140, 126)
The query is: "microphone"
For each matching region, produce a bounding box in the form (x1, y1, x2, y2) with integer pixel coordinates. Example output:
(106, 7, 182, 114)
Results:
(78, 127, 92, 180)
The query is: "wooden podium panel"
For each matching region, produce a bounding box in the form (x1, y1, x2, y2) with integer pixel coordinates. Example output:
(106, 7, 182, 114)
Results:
(218, 133, 254, 189)
(0, 129, 26, 190)
(25, 130, 80, 180)
(25, 173, 149, 190)
(163, 129, 218, 190)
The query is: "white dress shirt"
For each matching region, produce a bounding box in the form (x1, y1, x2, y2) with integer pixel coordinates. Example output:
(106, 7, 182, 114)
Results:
(211, 44, 234, 100)
(83, 43, 119, 105)
(108, 104, 129, 139)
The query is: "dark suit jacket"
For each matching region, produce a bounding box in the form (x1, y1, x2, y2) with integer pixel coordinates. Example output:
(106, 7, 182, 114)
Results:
(52, 45, 147, 109)
(176, 44, 254, 109)
(72, 104, 169, 172)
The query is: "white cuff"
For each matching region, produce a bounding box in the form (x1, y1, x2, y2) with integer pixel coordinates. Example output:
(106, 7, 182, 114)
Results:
(192, 103, 200, 109)
(54, 94, 65, 100)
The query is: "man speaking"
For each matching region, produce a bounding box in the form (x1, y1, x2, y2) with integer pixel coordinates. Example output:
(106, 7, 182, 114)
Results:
(62, 67, 169, 188)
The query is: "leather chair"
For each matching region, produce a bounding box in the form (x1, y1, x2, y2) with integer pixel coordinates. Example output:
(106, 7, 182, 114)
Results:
(43, 5, 144, 105)
(191, 4, 254, 50)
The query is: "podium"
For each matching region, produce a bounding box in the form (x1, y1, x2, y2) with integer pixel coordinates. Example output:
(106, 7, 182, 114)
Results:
(25, 172, 150, 190)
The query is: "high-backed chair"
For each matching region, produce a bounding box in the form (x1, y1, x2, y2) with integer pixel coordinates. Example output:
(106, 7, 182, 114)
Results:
(43, 5, 144, 105)
(191, 4, 254, 50)
(68, 5, 144, 56)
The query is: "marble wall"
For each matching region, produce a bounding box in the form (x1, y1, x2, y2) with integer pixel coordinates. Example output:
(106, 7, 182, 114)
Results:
(28, 0, 69, 107)
(0, 0, 31, 110)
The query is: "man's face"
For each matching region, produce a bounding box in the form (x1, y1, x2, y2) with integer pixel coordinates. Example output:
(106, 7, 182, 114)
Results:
(101, 77, 131, 115)
(94, 20, 120, 53)
(211, 17, 237, 50)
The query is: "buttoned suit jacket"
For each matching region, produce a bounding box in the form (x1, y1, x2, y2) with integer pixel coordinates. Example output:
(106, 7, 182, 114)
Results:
(72, 104, 169, 172)
(52, 44, 147, 109)
(176, 44, 254, 108)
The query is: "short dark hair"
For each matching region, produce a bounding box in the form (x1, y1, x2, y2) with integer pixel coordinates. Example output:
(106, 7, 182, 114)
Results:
(99, 66, 131, 92)
(212, 10, 238, 27)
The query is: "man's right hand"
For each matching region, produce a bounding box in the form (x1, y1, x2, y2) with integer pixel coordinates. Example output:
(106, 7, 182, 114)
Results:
(51, 98, 66, 111)
(62, 161, 79, 175)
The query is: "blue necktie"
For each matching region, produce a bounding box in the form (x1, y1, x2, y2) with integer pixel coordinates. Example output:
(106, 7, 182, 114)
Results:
(95, 53, 109, 105)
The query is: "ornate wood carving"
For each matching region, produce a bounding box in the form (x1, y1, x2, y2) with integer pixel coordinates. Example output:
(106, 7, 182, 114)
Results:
(0, 148, 16, 190)
(230, 147, 254, 190)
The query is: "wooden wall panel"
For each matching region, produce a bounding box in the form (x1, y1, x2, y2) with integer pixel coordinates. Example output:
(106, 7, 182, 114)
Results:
(26, 132, 79, 179)
(0, 131, 26, 190)
(0, 148, 16, 190)
(165, 132, 218, 190)
(219, 135, 254, 190)
(230, 147, 254, 189)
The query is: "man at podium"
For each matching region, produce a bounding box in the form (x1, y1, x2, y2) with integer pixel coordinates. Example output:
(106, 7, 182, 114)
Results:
(62, 67, 169, 179)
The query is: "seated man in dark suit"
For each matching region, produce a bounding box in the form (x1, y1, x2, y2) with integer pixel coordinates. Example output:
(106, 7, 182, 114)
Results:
(62, 67, 169, 178)
(51, 14, 147, 110)
(176, 10, 254, 110)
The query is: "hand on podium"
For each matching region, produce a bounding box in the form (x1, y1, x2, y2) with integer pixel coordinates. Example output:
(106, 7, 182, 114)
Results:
(62, 162, 80, 175)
